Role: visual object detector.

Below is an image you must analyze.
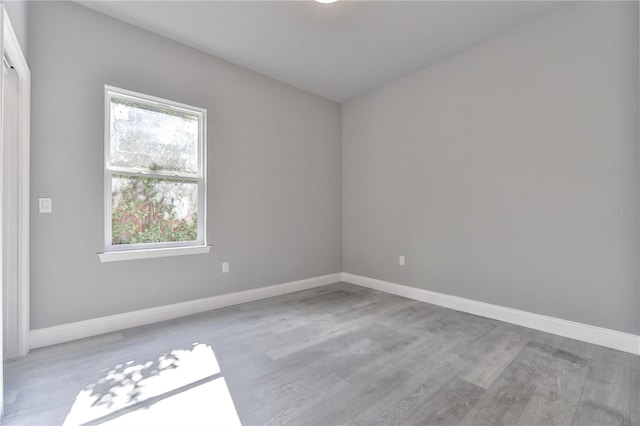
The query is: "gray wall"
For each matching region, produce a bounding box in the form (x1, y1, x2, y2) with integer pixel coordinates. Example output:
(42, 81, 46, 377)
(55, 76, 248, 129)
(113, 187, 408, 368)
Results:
(343, 2, 640, 334)
(29, 1, 342, 329)
(3, 0, 28, 57)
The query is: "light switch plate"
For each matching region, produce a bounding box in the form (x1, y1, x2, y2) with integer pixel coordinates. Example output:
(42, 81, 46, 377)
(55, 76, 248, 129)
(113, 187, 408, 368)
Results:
(39, 198, 52, 213)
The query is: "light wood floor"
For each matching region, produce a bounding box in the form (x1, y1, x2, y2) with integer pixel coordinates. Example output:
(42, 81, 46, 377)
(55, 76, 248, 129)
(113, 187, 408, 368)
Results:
(3, 282, 639, 425)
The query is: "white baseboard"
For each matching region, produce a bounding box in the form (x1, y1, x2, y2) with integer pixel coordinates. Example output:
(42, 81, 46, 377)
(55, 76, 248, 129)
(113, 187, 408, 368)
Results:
(29, 273, 342, 350)
(342, 273, 640, 355)
(30, 271, 640, 356)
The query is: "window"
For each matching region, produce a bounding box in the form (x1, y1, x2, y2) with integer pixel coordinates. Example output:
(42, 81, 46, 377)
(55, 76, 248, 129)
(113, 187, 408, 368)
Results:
(102, 86, 207, 259)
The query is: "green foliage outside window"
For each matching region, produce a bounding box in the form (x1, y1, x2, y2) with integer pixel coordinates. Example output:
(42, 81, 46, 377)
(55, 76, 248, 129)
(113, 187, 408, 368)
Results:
(111, 174, 197, 245)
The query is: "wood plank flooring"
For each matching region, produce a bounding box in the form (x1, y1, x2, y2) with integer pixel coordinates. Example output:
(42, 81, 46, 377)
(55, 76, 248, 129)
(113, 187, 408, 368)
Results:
(2, 282, 637, 425)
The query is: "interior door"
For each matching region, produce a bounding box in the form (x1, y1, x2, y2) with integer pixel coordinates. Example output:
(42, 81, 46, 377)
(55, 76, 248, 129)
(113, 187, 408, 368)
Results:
(2, 58, 17, 360)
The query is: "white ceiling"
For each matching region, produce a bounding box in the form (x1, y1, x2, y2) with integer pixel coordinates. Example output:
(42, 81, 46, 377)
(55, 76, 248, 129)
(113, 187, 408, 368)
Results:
(78, 1, 565, 103)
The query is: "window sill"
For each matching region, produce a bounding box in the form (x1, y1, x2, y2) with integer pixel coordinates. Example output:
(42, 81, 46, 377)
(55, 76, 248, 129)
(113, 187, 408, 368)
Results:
(98, 245, 211, 263)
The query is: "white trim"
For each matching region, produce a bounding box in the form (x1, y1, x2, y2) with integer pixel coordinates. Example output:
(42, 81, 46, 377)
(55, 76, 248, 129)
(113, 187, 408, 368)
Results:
(98, 245, 211, 262)
(342, 273, 640, 355)
(0, 7, 5, 414)
(29, 273, 342, 349)
(104, 85, 207, 116)
(27, 271, 640, 354)
(1, 5, 30, 358)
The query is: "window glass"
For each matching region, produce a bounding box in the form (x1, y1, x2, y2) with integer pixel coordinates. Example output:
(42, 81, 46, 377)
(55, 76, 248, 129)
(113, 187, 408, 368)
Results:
(105, 86, 206, 251)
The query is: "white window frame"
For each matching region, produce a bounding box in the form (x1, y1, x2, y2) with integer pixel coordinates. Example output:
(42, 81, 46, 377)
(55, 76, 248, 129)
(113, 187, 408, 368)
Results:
(101, 86, 208, 261)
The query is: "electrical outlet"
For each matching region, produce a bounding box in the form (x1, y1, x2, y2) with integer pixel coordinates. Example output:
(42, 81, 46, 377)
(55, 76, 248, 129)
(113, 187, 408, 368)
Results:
(399, 256, 405, 266)
(222, 262, 229, 274)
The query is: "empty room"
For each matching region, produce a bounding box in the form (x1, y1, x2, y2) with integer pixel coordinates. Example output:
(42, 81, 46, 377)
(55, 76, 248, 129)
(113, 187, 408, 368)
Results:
(0, 0, 638, 424)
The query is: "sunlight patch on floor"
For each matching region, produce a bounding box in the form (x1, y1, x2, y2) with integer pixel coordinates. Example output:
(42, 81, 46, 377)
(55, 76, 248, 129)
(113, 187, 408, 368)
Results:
(102, 377, 241, 426)
(62, 343, 239, 425)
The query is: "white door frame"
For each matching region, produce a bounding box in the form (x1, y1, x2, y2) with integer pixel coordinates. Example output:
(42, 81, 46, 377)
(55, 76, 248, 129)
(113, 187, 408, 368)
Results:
(1, 4, 30, 358)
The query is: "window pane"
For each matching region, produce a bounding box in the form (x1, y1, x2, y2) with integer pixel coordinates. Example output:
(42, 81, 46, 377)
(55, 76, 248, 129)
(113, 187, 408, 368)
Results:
(111, 175, 198, 245)
(110, 97, 199, 174)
